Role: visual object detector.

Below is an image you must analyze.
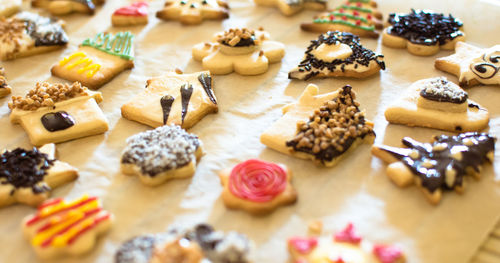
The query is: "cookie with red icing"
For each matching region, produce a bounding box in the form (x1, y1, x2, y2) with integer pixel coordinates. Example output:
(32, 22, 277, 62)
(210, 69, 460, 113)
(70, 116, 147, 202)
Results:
(218, 159, 297, 215)
(288, 223, 406, 263)
(112, 2, 149, 27)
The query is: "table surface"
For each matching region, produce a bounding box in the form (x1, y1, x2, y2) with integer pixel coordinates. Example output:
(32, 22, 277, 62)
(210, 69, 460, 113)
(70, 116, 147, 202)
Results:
(0, 0, 499, 263)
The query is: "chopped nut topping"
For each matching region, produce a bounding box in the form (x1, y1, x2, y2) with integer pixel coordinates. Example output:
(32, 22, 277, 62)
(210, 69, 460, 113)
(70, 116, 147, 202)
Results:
(217, 28, 258, 47)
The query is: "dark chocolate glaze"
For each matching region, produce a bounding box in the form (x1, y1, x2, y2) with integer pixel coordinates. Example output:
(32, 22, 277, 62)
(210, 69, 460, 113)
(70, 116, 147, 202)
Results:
(379, 132, 496, 193)
(160, 95, 175, 125)
(17, 13, 69, 47)
(41, 111, 75, 132)
(419, 78, 468, 104)
(115, 235, 156, 263)
(0, 147, 55, 195)
(198, 73, 217, 105)
(387, 9, 463, 46)
(221, 36, 256, 47)
(180, 84, 193, 124)
(289, 31, 385, 80)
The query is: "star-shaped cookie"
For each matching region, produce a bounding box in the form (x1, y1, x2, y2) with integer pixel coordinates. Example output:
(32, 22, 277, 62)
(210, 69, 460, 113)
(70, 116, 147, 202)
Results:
(22, 195, 113, 259)
(372, 132, 496, 204)
(0, 143, 78, 208)
(261, 84, 375, 167)
(0, 0, 21, 17)
(435, 42, 500, 87)
(385, 77, 490, 132)
(289, 31, 385, 80)
(31, 0, 105, 15)
(51, 31, 135, 89)
(9, 82, 109, 146)
(192, 27, 285, 75)
(121, 70, 218, 129)
(0, 67, 12, 98)
(254, 0, 327, 16)
(156, 0, 229, 25)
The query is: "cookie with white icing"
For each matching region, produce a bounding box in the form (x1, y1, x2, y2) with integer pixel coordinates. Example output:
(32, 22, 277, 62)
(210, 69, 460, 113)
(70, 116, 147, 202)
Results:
(435, 42, 500, 87)
(261, 84, 375, 167)
(112, 2, 149, 27)
(0, 144, 78, 208)
(31, 0, 105, 15)
(192, 27, 285, 75)
(0, 67, 12, 98)
(289, 31, 385, 80)
(254, 0, 327, 16)
(121, 70, 218, 129)
(156, 0, 229, 25)
(0, 12, 68, 61)
(9, 82, 109, 146)
(385, 77, 489, 132)
(371, 132, 496, 205)
(51, 31, 135, 89)
(120, 125, 203, 186)
(0, 0, 21, 18)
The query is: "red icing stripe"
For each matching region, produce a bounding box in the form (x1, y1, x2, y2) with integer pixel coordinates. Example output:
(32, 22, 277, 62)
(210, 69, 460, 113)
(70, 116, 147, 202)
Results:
(288, 236, 318, 254)
(26, 197, 98, 226)
(228, 159, 287, 203)
(334, 223, 362, 244)
(114, 2, 148, 17)
(38, 198, 63, 210)
(37, 208, 102, 234)
(67, 213, 111, 245)
(373, 244, 403, 263)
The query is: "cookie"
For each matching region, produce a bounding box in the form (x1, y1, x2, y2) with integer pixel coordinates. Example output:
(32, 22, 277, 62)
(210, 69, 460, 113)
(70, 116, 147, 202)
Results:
(112, 2, 149, 27)
(156, 0, 229, 25)
(22, 195, 113, 259)
(0, 67, 12, 98)
(289, 31, 385, 80)
(9, 82, 109, 146)
(385, 77, 489, 132)
(0, 143, 78, 208)
(254, 0, 327, 16)
(121, 125, 203, 186)
(261, 84, 375, 167)
(300, 0, 383, 38)
(51, 31, 135, 89)
(371, 132, 496, 204)
(435, 42, 500, 87)
(115, 223, 251, 263)
(0, 0, 21, 18)
(218, 159, 297, 215)
(121, 70, 218, 129)
(382, 9, 465, 56)
(288, 223, 406, 263)
(0, 12, 68, 61)
(192, 27, 285, 75)
(31, 0, 105, 15)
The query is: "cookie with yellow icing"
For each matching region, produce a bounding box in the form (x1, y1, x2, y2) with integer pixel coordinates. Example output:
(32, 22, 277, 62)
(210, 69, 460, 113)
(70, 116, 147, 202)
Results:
(31, 0, 105, 15)
(51, 31, 134, 90)
(9, 82, 109, 146)
(156, 0, 229, 25)
(254, 0, 327, 16)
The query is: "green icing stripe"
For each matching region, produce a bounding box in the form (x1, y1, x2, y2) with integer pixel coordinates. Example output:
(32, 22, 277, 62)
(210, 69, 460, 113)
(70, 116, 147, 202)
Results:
(313, 18, 375, 31)
(81, 31, 134, 60)
(337, 4, 373, 13)
(328, 12, 369, 23)
(348, 0, 369, 3)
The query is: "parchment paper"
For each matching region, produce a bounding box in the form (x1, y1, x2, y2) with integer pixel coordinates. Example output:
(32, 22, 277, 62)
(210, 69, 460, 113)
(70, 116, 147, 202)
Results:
(0, 0, 499, 262)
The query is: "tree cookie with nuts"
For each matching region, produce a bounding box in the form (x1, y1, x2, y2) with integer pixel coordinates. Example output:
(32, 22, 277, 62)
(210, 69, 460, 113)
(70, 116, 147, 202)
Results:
(288, 222, 406, 263)
(372, 132, 496, 205)
(0, 143, 78, 208)
(382, 9, 465, 56)
(0, 12, 68, 61)
(22, 195, 113, 259)
(0, 0, 21, 18)
(121, 125, 203, 186)
(261, 84, 375, 167)
(301, 0, 383, 38)
(51, 31, 135, 89)
(156, 0, 229, 25)
(385, 77, 489, 132)
(121, 70, 218, 129)
(112, 2, 149, 27)
(0, 67, 12, 98)
(31, 0, 105, 16)
(9, 82, 109, 146)
(218, 159, 297, 215)
(115, 223, 251, 263)
(254, 0, 327, 16)
(435, 42, 500, 87)
(289, 31, 385, 80)
(192, 27, 285, 75)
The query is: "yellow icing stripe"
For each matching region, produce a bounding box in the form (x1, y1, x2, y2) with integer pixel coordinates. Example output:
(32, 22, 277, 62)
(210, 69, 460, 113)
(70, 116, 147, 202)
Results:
(58, 52, 101, 78)
(52, 217, 94, 248)
(39, 195, 90, 218)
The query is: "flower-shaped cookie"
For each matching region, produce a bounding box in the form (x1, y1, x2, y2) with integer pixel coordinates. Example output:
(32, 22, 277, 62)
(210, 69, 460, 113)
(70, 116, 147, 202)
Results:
(32, 0, 105, 15)
(254, 0, 327, 16)
(192, 27, 285, 75)
(156, 0, 229, 25)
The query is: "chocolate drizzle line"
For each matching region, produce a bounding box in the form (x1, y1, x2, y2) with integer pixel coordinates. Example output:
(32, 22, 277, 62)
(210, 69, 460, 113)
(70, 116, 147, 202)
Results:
(379, 133, 496, 193)
(198, 73, 217, 105)
(387, 9, 463, 46)
(290, 31, 385, 80)
(41, 111, 76, 132)
(180, 84, 193, 124)
(160, 95, 175, 125)
(0, 147, 55, 195)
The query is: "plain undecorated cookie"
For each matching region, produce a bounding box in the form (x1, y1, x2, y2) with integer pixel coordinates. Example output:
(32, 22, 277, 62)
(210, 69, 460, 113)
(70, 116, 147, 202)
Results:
(0, 0, 21, 17)
(254, 0, 327, 16)
(31, 0, 105, 15)
(156, 0, 229, 25)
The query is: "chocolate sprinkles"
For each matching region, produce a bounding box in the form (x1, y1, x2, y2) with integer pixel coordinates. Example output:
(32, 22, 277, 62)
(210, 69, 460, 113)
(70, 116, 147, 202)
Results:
(180, 84, 193, 124)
